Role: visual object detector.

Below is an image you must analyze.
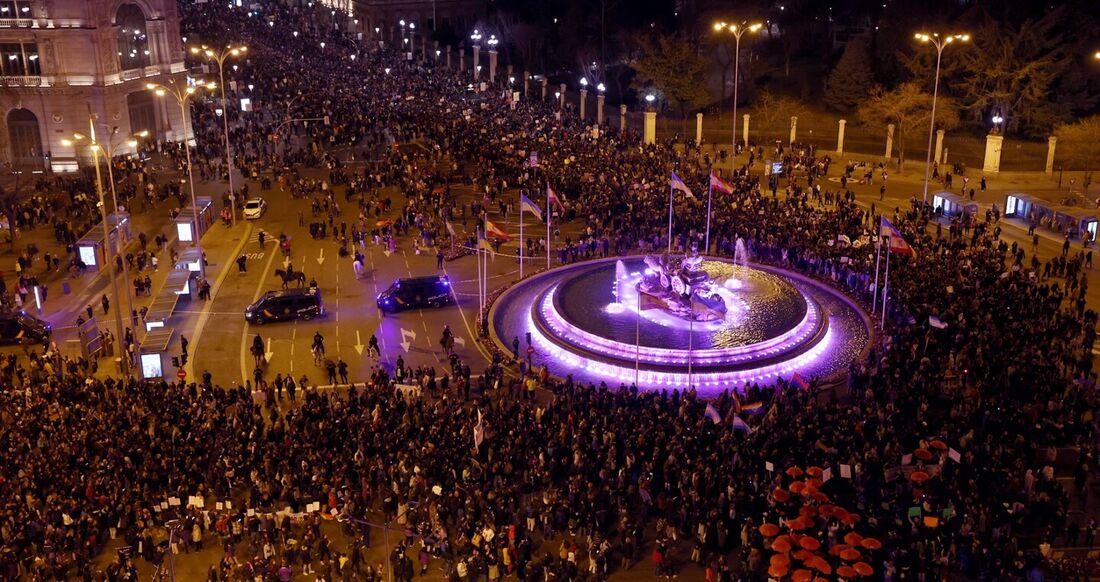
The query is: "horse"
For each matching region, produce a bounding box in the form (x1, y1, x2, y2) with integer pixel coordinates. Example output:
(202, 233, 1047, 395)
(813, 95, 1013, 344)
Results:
(274, 269, 307, 289)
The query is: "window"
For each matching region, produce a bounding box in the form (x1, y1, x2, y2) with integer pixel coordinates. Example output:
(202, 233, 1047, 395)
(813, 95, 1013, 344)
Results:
(0, 0, 32, 19)
(116, 4, 150, 70)
(0, 42, 37, 75)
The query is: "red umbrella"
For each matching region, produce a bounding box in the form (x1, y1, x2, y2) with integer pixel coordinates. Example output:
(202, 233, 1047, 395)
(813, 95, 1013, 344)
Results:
(791, 569, 814, 582)
(860, 538, 882, 550)
(914, 448, 933, 461)
(772, 538, 793, 554)
(854, 562, 874, 576)
(930, 439, 948, 450)
(811, 491, 831, 503)
(840, 548, 862, 561)
(793, 549, 814, 562)
(838, 565, 859, 578)
(829, 544, 851, 556)
(909, 471, 931, 483)
(788, 517, 811, 531)
(768, 563, 790, 578)
(799, 537, 822, 551)
(759, 523, 780, 537)
(771, 554, 791, 567)
(799, 506, 819, 519)
(786, 466, 805, 477)
(809, 557, 833, 575)
(773, 488, 791, 502)
(806, 466, 824, 478)
(807, 477, 824, 488)
(843, 532, 863, 546)
(790, 481, 806, 494)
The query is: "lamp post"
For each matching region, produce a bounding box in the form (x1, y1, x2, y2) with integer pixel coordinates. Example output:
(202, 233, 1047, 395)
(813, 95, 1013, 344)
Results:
(713, 21, 762, 165)
(147, 78, 215, 280)
(596, 83, 606, 130)
(470, 29, 482, 79)
(579, 77, 588, 120)
(65, 126, 150, 338)
(61, 109, 134, 374)
(487, 34, 499, 83)
(190, 44, 247, 226)
(915, 32, 969, 206)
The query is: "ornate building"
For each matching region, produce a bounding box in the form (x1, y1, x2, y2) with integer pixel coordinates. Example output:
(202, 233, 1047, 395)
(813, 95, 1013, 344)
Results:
(0, 0, 188, 173)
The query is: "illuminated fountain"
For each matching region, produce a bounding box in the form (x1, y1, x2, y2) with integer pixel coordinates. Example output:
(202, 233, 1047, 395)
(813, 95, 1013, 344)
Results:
(489, 256, 870, 394)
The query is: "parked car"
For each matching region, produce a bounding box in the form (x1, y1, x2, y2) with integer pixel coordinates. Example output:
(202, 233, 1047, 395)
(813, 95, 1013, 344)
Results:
(242, 197, 267, 220)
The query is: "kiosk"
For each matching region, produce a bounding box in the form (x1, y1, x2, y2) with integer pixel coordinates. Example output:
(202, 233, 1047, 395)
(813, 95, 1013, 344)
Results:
(932, 191, 978, 219)
(139, 327, 175, 379)
(173, 196, 214, 245)
(1053, 207, 1098, 241)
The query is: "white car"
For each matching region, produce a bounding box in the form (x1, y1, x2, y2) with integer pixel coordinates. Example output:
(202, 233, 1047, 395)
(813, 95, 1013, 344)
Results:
(242, 197, 267, 220)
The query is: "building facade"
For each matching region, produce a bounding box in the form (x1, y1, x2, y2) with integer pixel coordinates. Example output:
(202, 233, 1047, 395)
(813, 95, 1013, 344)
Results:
(0, 0, 188, 173)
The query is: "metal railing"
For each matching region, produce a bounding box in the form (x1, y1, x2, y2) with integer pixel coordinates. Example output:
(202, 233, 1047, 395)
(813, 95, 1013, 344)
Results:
(0, 18, 34, 28)
(0, 75, 42, 87)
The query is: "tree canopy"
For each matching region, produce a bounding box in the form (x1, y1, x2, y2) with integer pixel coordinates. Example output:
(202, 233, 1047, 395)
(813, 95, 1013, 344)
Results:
(630, 34, 710, 117)
(823, 36, 874, 113)
(1054, 116, 1100, 178)
(857, 82, 959, 162)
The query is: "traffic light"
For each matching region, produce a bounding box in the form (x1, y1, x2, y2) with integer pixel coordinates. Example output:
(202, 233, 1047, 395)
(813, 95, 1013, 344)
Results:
(172, 356, 180, 368)
(181, 353, 188, 366)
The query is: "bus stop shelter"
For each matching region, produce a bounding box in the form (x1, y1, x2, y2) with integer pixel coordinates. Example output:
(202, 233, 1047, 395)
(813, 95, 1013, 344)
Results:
(139, 327, 175, 379)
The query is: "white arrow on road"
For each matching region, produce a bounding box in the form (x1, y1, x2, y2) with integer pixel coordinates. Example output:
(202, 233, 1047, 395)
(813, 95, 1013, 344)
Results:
(282, 256, 291, 268)
(400, 328, 417, 353)
(317, 248, 325, 265)
(264, 337, 274, 362)
(453, 336, 466, 347)
(353, 330, 365, 355)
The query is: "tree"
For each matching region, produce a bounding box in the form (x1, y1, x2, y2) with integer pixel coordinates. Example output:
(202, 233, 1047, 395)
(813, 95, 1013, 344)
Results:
(857, 82, 959, 163)
(630, 34, 710, 119)
(953, 8, 1070, 137)
(823, 36, 875, 113)
(1054, 116, 1100, 191)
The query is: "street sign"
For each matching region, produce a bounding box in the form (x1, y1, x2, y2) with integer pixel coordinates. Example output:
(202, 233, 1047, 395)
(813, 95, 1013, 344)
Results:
(176, 369, 187, 379)
(526, 346, 535, 356)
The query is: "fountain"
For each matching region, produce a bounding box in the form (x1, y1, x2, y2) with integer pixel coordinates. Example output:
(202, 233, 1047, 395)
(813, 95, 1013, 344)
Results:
(489, 255, 870, 394)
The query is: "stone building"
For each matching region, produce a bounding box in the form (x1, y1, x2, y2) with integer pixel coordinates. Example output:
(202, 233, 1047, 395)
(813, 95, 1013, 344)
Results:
(0, 0, 187, 173)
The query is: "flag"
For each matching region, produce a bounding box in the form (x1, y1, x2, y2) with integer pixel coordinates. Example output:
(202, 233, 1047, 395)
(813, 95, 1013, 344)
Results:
(880, 217, 915, 256)
(928, 315, 948, 329)
(704, 403, 722, 425)
(547, 184, 565, 211)
(791, 372, 810, 390)
(948, 448, 962, 463)
(836, 234, 852, 245)
(484, 219, 511, 241)
(671, 172, 696, 199)
(473, 408, 485, 449)
(710, 172, 733, 194)
(638, 291, 665, 311)
(731, 414, 753, 434)
(519, 194, 543, 221)
(478, 238, 495, 254)
(741, 401, 765, 415)
(446, 221, 456, 237)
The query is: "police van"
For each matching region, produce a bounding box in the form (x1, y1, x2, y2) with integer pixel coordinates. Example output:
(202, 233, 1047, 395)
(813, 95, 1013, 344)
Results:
(376, 275, 453, 312)
(245, 287, 323, 324)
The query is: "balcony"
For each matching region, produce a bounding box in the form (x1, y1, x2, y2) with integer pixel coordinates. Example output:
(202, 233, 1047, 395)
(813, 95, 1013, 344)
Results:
(0, 18, 34, 28)
(0, 75, 44, 87)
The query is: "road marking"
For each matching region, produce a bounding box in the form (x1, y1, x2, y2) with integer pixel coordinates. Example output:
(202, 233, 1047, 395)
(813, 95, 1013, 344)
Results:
(453, 336, 466, 347)
(190, 222, 255, 381)
(354, 330, 365, 355)
(247, 252, 265, 260)
(265, 337, 274, 362)
(317, 248, 325, 265)
(400, 328, 416, 352)
(238, 239, 282, 386)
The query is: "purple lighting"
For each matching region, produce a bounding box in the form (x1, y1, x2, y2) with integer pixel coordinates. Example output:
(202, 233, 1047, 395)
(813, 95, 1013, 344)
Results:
(489, 257, 870, 395)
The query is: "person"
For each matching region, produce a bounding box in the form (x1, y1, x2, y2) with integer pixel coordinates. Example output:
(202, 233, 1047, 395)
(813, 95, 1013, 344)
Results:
(312, 331, 325, 364)
(258, 230, 266, 249)
(101, 294, 110, 314)
(437, 249, 445, 269)
(337, 359, 349, 384)
(236, 255, 247, 273)
(252, 334, 265, 365)
(368, 333, 380, 358)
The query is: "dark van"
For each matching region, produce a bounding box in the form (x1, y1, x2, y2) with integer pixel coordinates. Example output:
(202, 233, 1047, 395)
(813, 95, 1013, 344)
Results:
(0, 311, 51, 344)
(376, 275, 453, 312)
(245, 287, 323, 324)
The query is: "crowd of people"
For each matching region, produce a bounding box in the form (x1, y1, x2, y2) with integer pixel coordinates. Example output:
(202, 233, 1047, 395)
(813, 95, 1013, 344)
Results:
(1, 0, 1098, 581)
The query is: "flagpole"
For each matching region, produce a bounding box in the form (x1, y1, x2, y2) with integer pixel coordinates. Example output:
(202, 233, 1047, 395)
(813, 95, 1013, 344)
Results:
(705, 170, 713, 256)
(667, 181, 674, 255)
(546, 183, 551, 270)
(688, 299, 694, 390)
(881, 242, 891, 327)
(519, 192, 524, 279)
(872, 215, 882, 311)
(635, 291, 640, 388)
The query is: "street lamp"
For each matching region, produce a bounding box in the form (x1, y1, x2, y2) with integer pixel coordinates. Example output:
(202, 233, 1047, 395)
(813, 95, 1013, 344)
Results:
(190, 44, 248, 226)
(991, 113, 1004, 135)
(147, 78, 216, 280)
(60, 110, 144, 374)
(713, 21, 762, 164)
(64, 125, 148, 345)
(470, 29, 482, 79)
(645, 93, 655, 107)
(915, 32, 969, 205)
